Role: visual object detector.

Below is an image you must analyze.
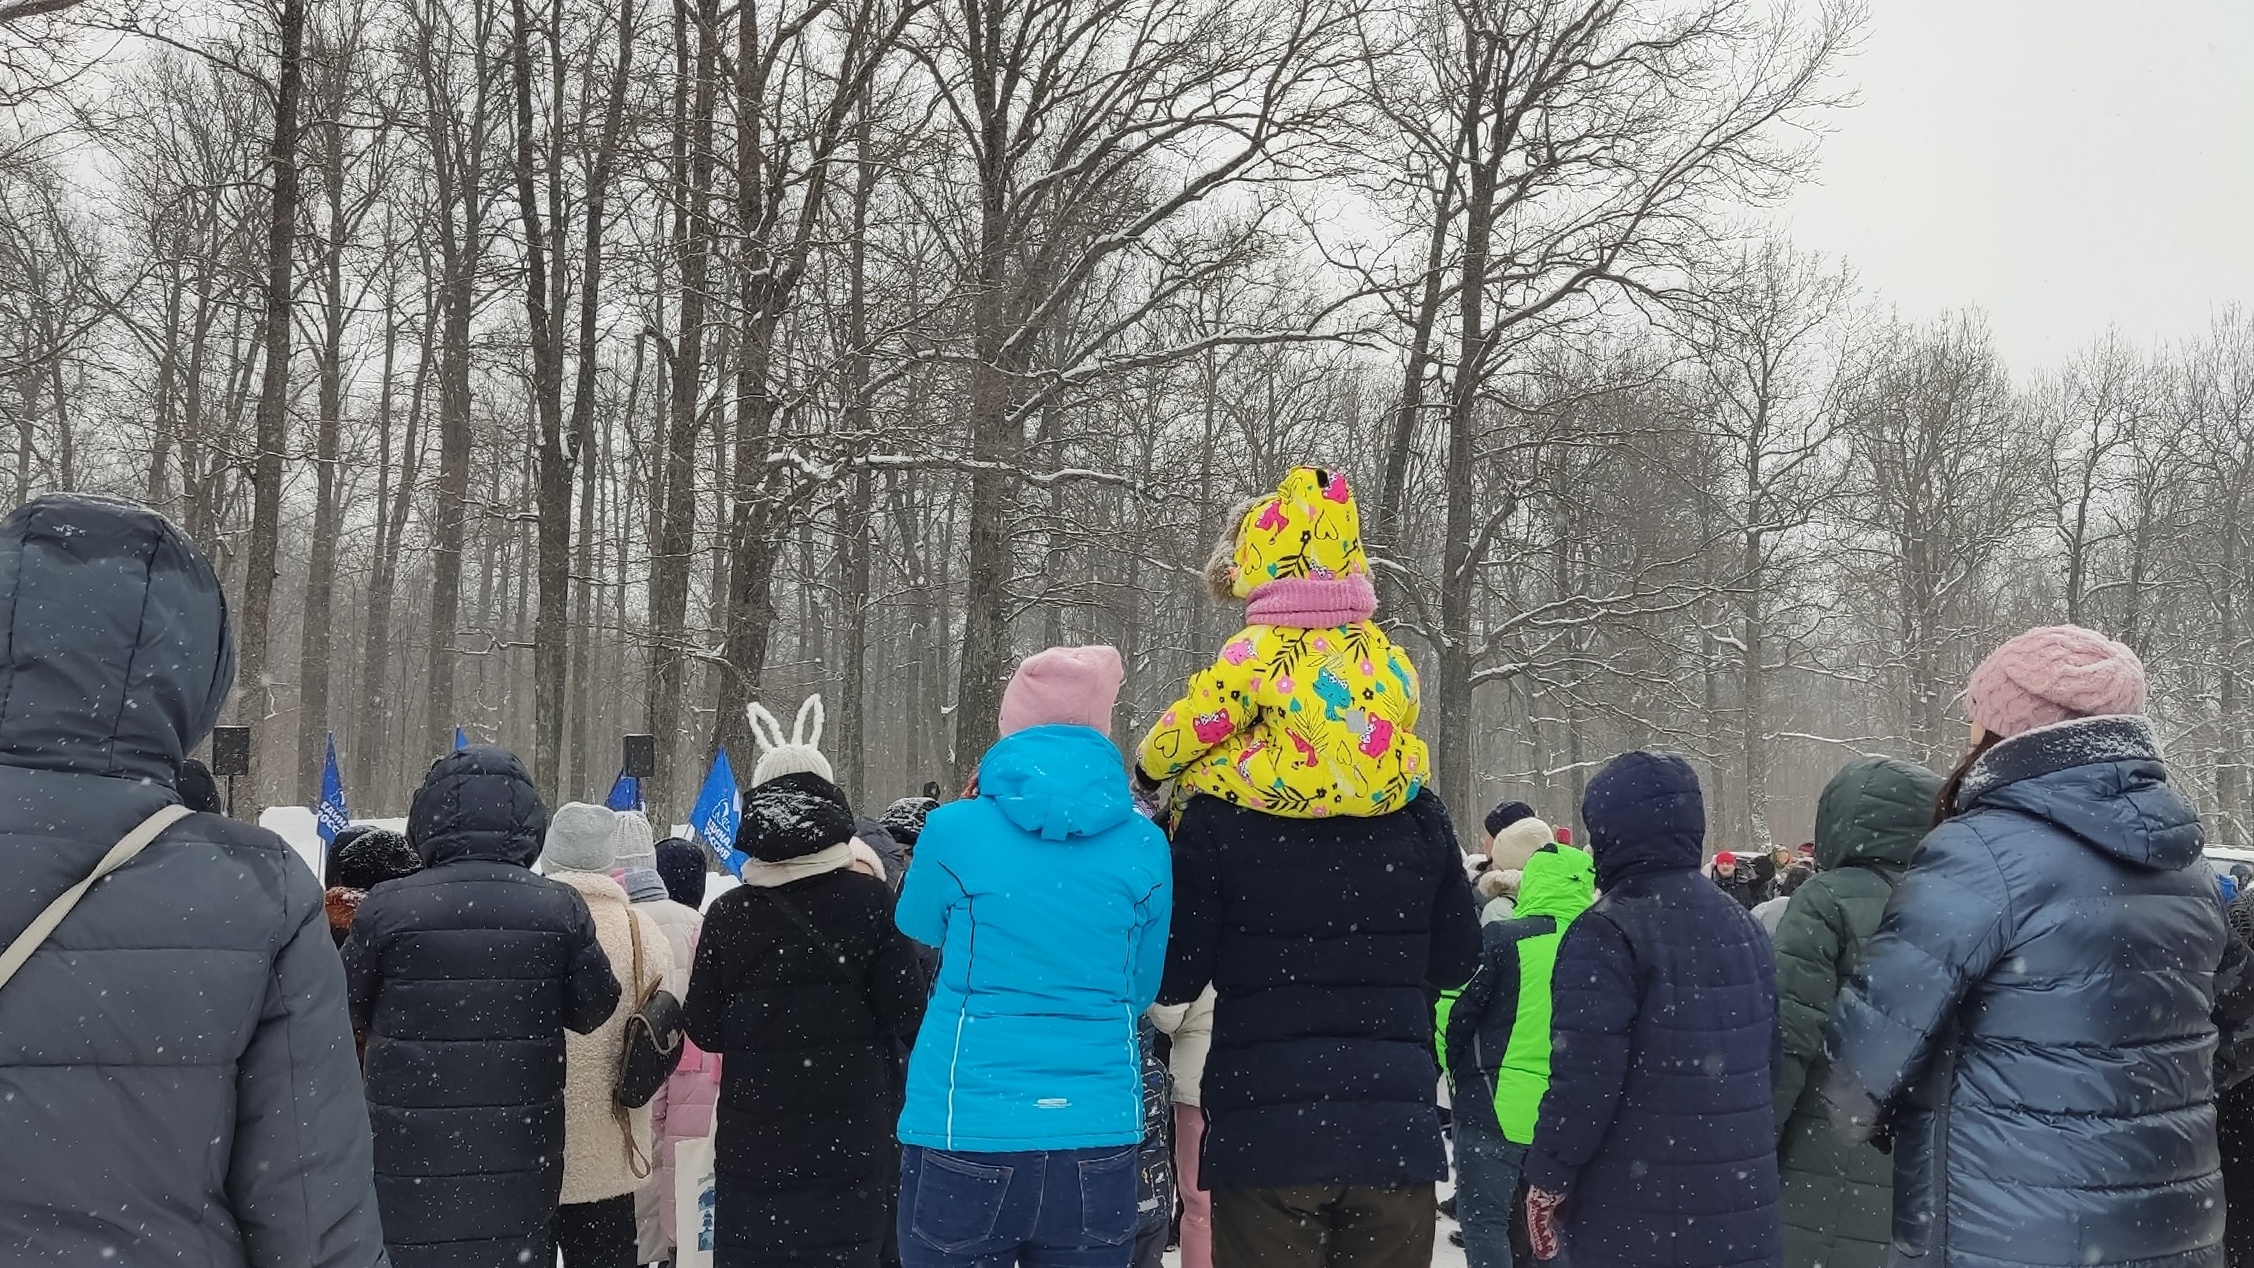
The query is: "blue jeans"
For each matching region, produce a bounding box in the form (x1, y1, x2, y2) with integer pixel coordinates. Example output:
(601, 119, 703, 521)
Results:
(1455, 1110, 1528, 1268)
(898, 1144, 1141, 1268)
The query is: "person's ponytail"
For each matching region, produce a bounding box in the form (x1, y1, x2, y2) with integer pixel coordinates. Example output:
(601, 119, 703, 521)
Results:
(1934, 731, 2003, 826)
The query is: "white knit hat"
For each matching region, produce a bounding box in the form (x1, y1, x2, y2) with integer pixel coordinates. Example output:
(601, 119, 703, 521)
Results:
(611, 809, 658, 870)
(748, 695, 834, 787)
(543, 802, 618, 874)
(1487, 814, 1556, 871)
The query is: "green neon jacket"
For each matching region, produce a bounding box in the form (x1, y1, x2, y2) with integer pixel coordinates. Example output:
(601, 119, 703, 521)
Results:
(1444, 843, 1596, 1143)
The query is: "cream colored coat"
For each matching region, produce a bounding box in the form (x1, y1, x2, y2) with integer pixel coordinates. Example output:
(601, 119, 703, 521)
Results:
(556, 870, 676, 1205)
(1148, 985, 1217, 1107)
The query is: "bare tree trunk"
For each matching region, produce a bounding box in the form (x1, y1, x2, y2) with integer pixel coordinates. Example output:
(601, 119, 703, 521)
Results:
(1739, 545, 1771, 852)
(357, 289, 429, 799)
(143, 265, 187, 509)
(511, 0, 569, 802)
(565, 0, 634, 799)
(646, 0, 719, 812)
(1431, 77, 1501, 821)
(295, 83, 351, 802)
(237, 0, 305, 811)
(2219, 467, 2247, 843)
(1372, 181, 1455, 600)
(955, 127, 1020, 784)
(834, 104, 875, 801)
(418, 1, 493, 761)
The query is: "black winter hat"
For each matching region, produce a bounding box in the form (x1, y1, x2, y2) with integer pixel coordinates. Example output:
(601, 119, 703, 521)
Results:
(656, 836, 708, 909)
(737, 771, 857, 864)
(324, 825, 371, 885)
(879, 796, 938, 846)
(1484, 800, 1536, 838)
(329, 828, 421, 892)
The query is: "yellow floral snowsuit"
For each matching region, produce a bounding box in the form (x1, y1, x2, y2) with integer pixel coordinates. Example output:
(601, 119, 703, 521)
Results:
(1136, 468, 1429, 817)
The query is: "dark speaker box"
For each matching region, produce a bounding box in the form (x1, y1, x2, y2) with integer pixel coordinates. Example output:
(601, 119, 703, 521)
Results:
(210, 726, 252, 777)
(622, 734, 656, 779)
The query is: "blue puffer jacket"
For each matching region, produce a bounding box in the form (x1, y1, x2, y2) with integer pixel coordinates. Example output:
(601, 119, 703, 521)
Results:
(1823, 716, 2224, 1268)
(1526, 751, 1781, 1268)
(896, 725, 1172, 1152)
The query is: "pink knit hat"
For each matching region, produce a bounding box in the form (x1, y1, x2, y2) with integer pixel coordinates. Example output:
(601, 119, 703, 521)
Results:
(998, 645, 1125, 737)
(1966, 624, 2147, 739)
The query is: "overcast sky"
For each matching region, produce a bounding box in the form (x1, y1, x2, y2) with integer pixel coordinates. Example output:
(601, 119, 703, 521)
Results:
(1778, 0, 2254, 374)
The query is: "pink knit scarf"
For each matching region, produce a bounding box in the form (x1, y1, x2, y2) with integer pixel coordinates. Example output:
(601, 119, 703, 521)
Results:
(1245, 573, 1378, 628)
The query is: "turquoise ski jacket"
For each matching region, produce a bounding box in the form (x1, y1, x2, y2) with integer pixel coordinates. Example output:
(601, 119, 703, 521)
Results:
(896, 725, 1173, 1152)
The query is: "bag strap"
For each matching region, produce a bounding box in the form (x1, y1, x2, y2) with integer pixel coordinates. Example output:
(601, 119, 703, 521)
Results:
(617, 905, 657, 1181)
(627, 907, 652, 1007)
(748, 885, 860, 988)
(0, 803, 194, 995)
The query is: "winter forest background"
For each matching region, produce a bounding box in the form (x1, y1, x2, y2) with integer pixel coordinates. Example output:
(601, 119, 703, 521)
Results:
(2, 0, 2250, 848)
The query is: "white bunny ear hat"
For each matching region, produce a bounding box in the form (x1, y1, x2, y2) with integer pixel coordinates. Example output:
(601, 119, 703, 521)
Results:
(747, 694, 834, 787)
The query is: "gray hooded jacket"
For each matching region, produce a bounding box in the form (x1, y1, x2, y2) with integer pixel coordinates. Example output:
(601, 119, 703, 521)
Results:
(0, 494, 386, 1267)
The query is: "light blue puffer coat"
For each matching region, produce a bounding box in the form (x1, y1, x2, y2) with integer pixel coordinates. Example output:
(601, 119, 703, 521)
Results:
(896, 725, 1173, 1152)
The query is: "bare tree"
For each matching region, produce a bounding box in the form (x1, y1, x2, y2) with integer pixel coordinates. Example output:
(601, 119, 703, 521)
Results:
(1670, 239, 1856, 848)
(913, 0, 1366, 780)
(1360, 0, 1859, 813)
(1840, 312, 2044, 757)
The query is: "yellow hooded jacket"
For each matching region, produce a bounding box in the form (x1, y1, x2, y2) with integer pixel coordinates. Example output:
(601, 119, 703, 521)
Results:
(1137, 468, 1430, 817)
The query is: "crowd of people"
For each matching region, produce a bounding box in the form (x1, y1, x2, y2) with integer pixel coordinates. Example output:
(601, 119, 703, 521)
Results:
(0, 476, 2248, 1268)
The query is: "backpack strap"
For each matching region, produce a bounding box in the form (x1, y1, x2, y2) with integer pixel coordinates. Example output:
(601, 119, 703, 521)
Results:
(0, 803, 195, 995)
(617, 906, 657, 1180)
(749, 886, 862, 988)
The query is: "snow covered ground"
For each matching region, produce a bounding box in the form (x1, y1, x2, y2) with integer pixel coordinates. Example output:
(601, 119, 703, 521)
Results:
(1433, 1171, 1470, 1268)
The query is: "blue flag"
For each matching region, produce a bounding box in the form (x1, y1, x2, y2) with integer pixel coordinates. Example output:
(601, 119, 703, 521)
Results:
(453, 726, 469, 751)
(689, 748, 744, 873)
(316, 732, 350, 847)
(605, 770, 643, 812)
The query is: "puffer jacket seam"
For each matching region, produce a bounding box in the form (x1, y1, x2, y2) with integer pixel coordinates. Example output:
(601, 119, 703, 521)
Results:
(101, 528, 162, 779)
(268, 904, 319, 1263)
(944, 865, 975, 1151)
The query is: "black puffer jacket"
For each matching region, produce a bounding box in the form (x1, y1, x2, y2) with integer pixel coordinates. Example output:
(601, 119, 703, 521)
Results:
(1158, 792, 1481, 1188)
(0, 494, 387, 1268)
(684, 869, 928, 1268)
(1824, 716, 2225, 1268)
(343, 746, 620, 1268)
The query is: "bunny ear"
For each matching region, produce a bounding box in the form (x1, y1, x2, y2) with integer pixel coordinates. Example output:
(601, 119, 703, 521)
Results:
(745, 702, 786, 754)
(793, 695, 826, 748)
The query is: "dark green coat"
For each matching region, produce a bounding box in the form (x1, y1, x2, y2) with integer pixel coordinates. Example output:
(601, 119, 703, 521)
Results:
(1772, 757, 1941, 1268)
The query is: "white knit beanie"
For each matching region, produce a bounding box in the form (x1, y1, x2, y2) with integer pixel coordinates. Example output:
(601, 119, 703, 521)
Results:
(1487, 815, 1556, 871)
(748, 696, 834, 787)
(543, 802, 618, 874)
(611, 809, 658, 870)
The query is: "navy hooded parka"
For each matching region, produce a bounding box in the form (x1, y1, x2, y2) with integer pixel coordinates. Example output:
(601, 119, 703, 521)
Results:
(1525, 751, 1782, 1268)
(0, 494, 388, 1268)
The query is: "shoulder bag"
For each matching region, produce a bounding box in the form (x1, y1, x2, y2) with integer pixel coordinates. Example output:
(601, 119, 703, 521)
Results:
(0, 804, 193, 996)
(615, 907, 686, 1109)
